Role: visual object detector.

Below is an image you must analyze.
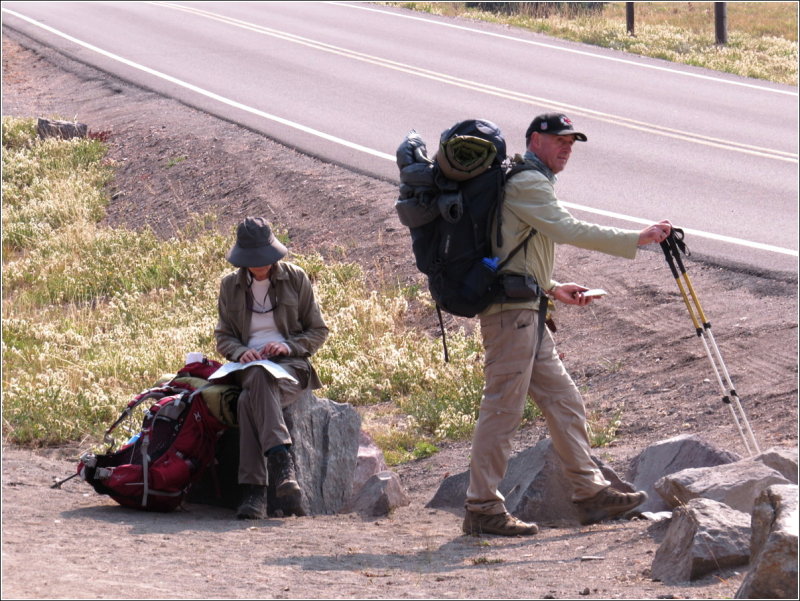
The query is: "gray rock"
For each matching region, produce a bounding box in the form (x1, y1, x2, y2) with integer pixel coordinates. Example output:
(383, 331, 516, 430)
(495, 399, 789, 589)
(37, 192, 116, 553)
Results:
(351, 430, 389, 499)
(427, 438, 632, 526)
(37, 117, 87, 139)
(736, 484, 799, 599)
(190, 391, 362, 516)
(655, 458, 791, 514)
(285, 391, 362, 515)
(628, 434, 740, 513)
(651, 498, 751, 583)
(425, 466, 472, 513)
(753, 447, 798, 484)
(341, 471, 410, 517)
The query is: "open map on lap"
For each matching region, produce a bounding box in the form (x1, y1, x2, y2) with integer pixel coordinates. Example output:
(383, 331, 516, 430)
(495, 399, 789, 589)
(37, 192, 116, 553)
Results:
(209, 359, 298, 385)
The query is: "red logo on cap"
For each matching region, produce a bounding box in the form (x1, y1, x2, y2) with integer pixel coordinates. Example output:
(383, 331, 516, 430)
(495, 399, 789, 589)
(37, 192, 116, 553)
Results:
(560, 116, 573, 127)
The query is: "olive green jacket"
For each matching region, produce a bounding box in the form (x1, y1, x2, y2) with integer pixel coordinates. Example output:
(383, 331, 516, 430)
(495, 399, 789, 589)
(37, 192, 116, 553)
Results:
(214, 262, 328, 389)
(484, 165, 640, 316)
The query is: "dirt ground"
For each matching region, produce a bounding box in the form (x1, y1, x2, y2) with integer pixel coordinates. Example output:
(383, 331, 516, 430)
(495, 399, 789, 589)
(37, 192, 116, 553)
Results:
(2, 29, 798, 600)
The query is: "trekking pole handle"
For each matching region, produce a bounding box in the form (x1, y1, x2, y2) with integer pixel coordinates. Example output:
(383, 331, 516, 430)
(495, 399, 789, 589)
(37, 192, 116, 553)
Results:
(660, 228, 703, 334)
(666, 229, 689, 275)
(659, 227, 688, 275)
(660, 240, 680, 279)
(666, 229, 712, 328)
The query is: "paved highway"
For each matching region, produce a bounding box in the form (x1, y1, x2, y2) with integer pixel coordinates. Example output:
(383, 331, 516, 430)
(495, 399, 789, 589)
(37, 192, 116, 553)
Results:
(3, 1, 798, 274)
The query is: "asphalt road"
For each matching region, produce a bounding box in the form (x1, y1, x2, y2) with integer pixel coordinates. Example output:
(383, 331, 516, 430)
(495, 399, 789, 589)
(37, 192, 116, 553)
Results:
(3, 1, 798, 275)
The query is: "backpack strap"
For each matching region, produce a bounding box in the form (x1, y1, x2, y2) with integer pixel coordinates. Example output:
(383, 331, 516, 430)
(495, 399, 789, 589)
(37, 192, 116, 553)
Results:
(435, 305, 450, 363)
(534, 295, 548, 361)
(141, 431, 151, 507)
(495, 160, 541, 248)
(498, 160, 548, 359)
(496, 228, 536, 271)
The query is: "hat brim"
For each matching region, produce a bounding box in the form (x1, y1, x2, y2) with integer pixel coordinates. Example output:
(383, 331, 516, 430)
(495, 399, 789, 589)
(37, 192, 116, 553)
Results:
(550, 129, 588, 142)
(226, 240, 287, 268)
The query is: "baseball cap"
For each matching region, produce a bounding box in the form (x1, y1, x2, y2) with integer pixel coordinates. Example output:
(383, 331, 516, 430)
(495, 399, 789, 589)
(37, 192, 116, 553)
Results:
(525, 113, 587, 143)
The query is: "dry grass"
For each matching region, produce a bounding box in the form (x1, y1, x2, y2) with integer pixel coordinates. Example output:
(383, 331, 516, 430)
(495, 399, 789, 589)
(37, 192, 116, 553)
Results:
(390, 2, 798, 84)
(604, 2, 797, 41)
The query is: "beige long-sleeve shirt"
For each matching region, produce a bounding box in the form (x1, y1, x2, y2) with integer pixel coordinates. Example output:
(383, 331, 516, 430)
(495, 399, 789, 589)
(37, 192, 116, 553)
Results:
(484, 166, 640, 315)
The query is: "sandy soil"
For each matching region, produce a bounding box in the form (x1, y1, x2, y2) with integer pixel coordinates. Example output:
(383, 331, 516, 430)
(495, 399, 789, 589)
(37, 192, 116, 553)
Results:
(2, 28, 797, 600)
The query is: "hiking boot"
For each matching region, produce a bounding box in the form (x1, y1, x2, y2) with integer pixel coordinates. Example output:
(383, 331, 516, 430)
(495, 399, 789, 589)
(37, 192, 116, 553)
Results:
(462, 510, 539, 537)
(574, 487, 648, 525)
(236, 484, 267, 520)
(268, 449, 301, 498)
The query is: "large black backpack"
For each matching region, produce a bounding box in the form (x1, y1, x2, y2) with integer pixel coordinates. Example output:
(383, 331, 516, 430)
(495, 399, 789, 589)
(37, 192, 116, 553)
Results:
(395, 119, 537, 319)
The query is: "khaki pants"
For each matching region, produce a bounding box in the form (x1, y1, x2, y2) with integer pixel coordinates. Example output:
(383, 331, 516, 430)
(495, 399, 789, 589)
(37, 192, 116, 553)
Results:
(235, 366, 306, 486)
(465, 308, 609, 515)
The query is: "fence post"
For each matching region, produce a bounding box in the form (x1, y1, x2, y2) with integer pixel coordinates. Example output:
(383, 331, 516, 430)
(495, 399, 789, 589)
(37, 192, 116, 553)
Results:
(715, 2, 728, 45)
(626, 2, 635, 36)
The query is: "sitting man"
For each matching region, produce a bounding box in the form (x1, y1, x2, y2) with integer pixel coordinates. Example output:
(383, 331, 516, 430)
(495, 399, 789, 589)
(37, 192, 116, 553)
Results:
(215, 216, 328, 519)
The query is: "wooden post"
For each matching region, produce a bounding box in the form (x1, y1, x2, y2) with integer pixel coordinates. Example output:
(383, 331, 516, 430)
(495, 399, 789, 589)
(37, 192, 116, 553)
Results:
(626, 2, 635, 36)
(715, 2, 728, 45)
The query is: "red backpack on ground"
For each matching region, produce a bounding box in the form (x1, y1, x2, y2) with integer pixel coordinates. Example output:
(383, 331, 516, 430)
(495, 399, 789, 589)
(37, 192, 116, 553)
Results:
(77, 359, 230, 511)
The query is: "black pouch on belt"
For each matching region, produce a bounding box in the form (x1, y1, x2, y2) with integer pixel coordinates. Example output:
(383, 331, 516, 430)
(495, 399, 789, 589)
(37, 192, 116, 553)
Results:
(498, 274, 549, 361)
(501, 274, 543, 299)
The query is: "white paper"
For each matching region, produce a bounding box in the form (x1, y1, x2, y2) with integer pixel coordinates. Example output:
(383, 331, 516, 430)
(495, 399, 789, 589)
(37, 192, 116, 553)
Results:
(208, 359, 298, 385)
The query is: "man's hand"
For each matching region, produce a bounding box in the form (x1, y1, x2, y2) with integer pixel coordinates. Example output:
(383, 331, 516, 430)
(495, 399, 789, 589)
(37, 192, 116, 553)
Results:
(261, 342, 290, 358)
(551, 283, 594, 306)
(239, 349, 262, 363)
(638, 220, 672, 246)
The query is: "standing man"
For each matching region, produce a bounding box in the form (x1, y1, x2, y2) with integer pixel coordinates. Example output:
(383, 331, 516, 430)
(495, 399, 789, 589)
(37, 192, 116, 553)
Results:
(463, 113, 672, 536)
(216, 216, 328, 519)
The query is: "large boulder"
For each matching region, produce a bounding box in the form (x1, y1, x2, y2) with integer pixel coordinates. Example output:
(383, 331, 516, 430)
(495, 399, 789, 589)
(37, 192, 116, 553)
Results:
(427, 438, 633, 526)
(736, 484, 798, 599)
(628, 434, 740, 514)
(280, 391, 362, 515)
(655, 458, 791, 514)
(189, 391, 361, 516)
(651, 497, 751, 583)
(752, 447, 798, 484)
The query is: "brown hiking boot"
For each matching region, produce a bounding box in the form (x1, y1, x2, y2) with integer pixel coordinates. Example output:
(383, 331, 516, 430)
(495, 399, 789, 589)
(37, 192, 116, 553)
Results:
(462, 510, 539, 536)
(268, 449, 301, 497)
(574, 487, 648, 525)
(236, 484, 267, 520)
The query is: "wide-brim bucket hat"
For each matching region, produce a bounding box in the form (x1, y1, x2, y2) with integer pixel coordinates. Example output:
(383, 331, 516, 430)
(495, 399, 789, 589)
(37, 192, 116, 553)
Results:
(226, 216, 288, 268)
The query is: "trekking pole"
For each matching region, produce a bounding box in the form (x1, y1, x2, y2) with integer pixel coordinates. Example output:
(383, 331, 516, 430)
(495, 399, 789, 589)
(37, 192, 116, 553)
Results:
(659, 229, 760, 457)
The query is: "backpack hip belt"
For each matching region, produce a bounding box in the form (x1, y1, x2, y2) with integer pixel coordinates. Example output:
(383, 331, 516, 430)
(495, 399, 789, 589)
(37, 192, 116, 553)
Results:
(496, 273, 543, 301)
(493, 272, 549, 360)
